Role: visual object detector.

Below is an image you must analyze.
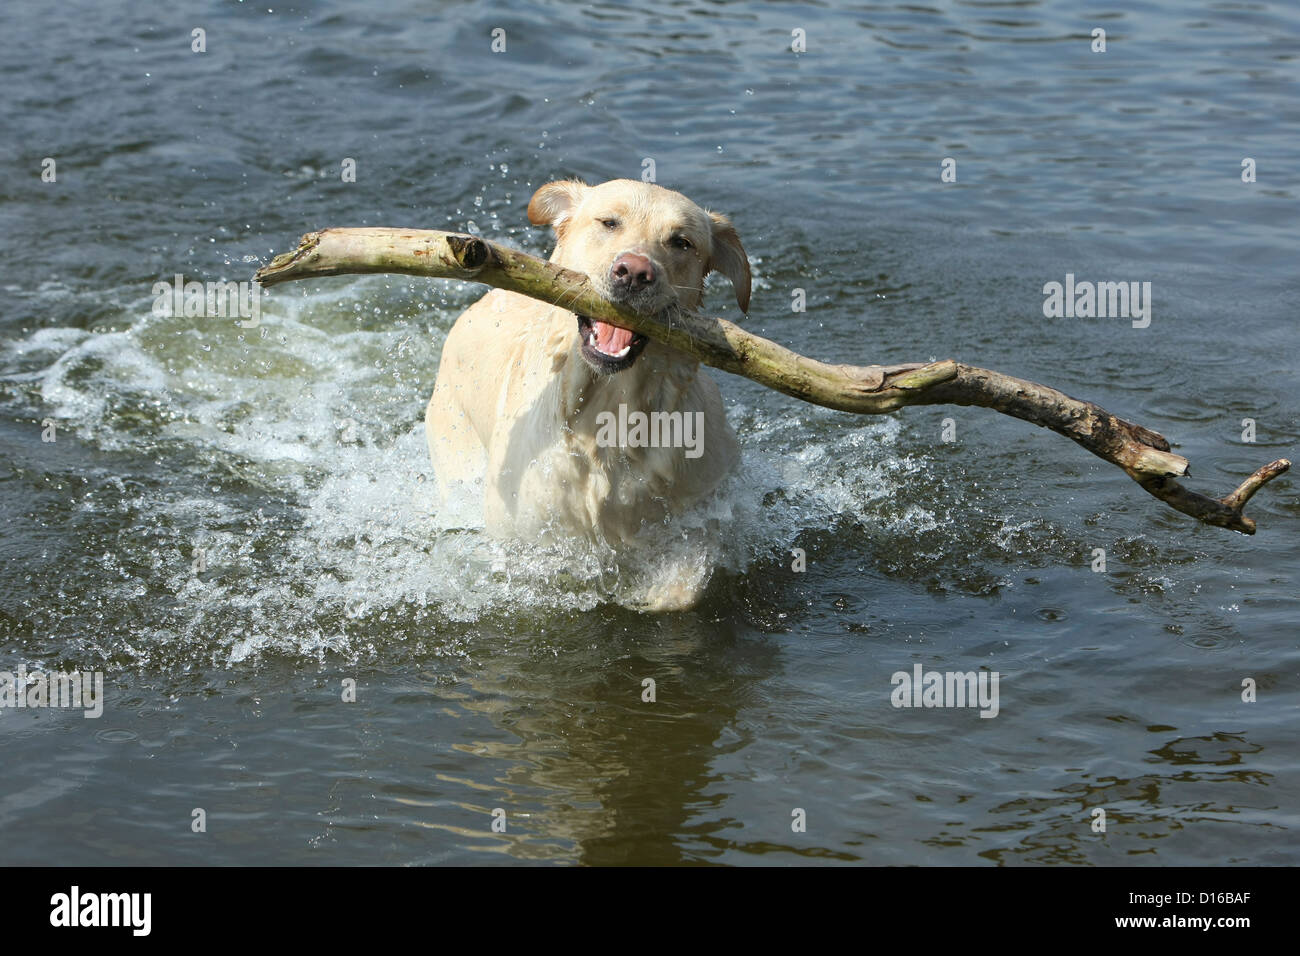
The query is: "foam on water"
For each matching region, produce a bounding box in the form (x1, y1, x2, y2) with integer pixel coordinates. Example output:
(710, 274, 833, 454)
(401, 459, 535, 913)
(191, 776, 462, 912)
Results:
(3, 279, 946, 667)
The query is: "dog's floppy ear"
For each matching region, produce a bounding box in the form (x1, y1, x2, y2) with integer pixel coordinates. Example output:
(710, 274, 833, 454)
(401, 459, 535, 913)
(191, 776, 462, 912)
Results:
(528, 179, 588, 238)
(707, 212, 751, 314)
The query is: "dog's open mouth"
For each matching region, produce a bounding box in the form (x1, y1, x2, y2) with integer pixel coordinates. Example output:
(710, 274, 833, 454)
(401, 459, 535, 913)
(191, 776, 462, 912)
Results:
(577, 314, 650, 373)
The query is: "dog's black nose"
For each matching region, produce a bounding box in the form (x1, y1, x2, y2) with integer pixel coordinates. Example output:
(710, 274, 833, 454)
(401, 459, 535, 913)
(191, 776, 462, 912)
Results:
(610, 253, 656, 293)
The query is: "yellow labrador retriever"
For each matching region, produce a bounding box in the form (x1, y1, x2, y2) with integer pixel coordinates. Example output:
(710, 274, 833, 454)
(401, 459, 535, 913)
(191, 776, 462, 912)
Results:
(425, 178, 750, 609)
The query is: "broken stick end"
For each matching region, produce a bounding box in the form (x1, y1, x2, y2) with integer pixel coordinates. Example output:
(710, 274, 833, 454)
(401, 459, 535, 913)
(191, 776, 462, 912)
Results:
(254, 231, 322, 287)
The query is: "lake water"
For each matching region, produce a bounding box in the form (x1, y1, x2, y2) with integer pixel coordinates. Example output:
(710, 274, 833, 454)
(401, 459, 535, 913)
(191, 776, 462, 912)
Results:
(1, 0, 1296, 865)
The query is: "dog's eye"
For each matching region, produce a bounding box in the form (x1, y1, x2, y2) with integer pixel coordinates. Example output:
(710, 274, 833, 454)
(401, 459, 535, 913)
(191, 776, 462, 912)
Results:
(599, 218, 620, 230)
(670, 235, 693, 251)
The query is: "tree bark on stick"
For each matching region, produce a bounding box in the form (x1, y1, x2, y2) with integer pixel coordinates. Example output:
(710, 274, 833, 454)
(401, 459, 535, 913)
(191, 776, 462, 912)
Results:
(254, 227, 1289, 534)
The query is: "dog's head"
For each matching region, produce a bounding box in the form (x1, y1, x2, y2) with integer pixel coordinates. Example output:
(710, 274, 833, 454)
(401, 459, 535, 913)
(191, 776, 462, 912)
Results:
(528, 178, 750, 374)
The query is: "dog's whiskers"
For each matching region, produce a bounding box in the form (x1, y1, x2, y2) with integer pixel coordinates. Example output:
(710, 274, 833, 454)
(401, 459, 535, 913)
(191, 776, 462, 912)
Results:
(553, 277, 588, 312)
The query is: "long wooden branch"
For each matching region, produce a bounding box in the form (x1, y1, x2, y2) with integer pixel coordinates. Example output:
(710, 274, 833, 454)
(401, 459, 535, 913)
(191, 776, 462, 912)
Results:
(254, 227, 1289, 534)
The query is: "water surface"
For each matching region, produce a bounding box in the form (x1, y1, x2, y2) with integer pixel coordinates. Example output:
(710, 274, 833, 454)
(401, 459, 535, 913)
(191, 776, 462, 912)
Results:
(1, 0, 1297, 865)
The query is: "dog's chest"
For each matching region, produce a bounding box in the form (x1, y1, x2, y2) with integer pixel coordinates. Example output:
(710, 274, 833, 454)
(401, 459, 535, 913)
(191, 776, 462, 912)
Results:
(491, 361, 714, 545)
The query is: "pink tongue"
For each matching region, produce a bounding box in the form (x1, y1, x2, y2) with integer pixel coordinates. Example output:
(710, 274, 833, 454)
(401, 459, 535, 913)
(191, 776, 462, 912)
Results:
(592, 320, 635, 354)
